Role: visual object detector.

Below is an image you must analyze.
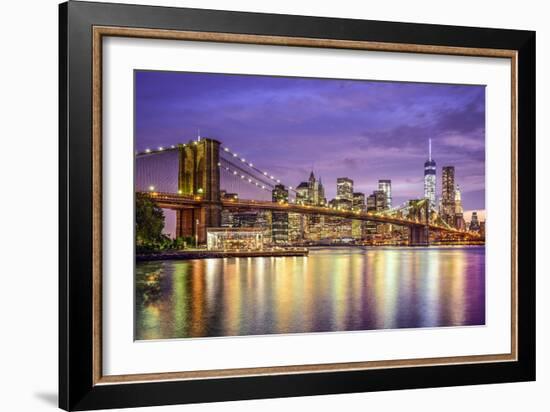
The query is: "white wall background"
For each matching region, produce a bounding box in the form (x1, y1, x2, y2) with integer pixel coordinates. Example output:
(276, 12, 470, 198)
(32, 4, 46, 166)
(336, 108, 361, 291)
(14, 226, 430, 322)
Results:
(0, 0, 546, 411)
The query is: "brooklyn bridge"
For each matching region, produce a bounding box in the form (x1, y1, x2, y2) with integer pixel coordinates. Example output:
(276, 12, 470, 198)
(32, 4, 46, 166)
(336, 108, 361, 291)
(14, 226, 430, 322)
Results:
(136, 138, 481, 246)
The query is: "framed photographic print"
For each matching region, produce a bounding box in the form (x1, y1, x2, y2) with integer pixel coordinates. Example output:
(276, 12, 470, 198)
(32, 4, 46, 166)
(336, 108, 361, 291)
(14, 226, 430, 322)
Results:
(59, 1, 535, 410)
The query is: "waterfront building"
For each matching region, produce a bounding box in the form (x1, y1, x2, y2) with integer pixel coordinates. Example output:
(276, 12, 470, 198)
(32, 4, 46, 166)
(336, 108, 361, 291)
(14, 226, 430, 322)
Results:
(441, 166, 456, 226)
(352, 192, 366, 240)
(365, 194, 377, 236)
(220, 209, 234, 227)
(336, 177, 354, 202)
(288, 212, 304, 243)
(220, 191, 239, 225)
(207, 228, 264, 251)
(378, 180, 392, 209)
(304, 214, 324, 241)
(323, 216, 352, 240)
(232, 210, 261, 227)
(351, 220, 363, 240)
(222, 209, 272, 241)
(326, 195, 352, 239)
(272, 184, 289, 244)
(337, 219, 353, 239)
(424, 138, 437, 209)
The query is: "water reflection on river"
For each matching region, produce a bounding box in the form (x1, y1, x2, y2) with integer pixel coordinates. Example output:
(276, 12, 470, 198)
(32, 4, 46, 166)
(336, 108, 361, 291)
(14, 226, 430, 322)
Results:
(135, 246, 485, 340)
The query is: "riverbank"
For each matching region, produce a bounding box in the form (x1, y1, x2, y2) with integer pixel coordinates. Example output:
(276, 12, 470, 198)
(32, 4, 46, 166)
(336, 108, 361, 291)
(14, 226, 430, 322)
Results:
(136, 248, 309, 261)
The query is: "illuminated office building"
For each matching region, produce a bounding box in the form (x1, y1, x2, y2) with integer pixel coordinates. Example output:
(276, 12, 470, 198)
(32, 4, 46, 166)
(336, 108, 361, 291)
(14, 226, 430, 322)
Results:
(441, 166, 456, 226)
(272, 184, 289, 244)
(469, 211, 481, 232)
(424, 138, 436, 209)
(336, 177, 354, 202)
(352, 192, 366, 211)
(378, 180, 392, 209)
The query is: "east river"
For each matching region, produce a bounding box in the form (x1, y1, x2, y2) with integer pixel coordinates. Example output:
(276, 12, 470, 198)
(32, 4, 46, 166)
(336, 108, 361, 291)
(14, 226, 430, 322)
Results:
(135, 246, 485, 340)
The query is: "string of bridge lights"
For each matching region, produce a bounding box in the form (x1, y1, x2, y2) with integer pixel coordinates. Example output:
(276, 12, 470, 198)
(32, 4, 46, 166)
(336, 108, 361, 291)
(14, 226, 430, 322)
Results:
(218, 163, 274, 193)
(136, 144, 179, 156)
(135, 140, 212, 156)
(220, 146, 297, 193)
(136, 141, 297, 194)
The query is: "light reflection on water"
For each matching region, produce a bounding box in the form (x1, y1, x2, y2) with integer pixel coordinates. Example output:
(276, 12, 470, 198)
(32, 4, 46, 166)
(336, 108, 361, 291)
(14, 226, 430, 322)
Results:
(135, 246, 485, 340)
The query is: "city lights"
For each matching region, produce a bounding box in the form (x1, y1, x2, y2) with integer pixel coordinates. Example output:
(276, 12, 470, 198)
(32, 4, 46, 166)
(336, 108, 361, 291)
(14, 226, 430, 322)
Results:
(137, 138, 481, 247)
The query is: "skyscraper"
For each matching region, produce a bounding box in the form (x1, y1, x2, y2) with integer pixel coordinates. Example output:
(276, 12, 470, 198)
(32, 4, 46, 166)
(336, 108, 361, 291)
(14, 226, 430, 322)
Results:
(454, 184, 465, 229)
(295, 182, 309, 204)
(288, 213, 304, 243)
(441, 166, 456, 226)
(424, 138, 436, 209)
(318, 177, 326, 206)
(455, 184, 463, 214)
(352, 192, 366, 240)
(352, 192, 366, 211)
(375, 190, 388, 210)
(378, 180, 392, 209)
(272, 184, 289, 244)
(469, 211, 480, 232)
(308, 171, 319, 205)
(297, 171, 324, 206)
(336, 177, 353, 202)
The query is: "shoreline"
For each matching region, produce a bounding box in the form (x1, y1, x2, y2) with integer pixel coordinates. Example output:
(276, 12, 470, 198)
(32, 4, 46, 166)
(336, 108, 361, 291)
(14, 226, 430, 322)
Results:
(136, 244, 484, 262)
(136, 248, 309, 262)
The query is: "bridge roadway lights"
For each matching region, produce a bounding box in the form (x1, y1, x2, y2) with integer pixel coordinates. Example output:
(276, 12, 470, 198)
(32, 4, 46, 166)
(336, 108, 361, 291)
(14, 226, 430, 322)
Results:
(409, 226, 429, 246)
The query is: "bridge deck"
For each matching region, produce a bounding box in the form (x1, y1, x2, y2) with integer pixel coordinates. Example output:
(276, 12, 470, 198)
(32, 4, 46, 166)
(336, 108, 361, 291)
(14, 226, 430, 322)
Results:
(139, 191, 478, 237)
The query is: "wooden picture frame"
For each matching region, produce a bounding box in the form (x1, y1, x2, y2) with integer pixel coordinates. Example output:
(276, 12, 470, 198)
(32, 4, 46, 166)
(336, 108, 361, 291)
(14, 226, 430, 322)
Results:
(59, 1, 535, 410)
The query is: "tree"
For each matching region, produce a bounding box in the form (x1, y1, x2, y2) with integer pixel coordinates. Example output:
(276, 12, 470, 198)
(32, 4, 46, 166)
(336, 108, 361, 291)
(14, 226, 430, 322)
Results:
(135, 193, 165, 244)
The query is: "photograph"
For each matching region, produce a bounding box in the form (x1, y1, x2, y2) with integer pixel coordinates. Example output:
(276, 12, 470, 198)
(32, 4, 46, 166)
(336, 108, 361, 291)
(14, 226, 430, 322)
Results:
(134, 71, 487, 340)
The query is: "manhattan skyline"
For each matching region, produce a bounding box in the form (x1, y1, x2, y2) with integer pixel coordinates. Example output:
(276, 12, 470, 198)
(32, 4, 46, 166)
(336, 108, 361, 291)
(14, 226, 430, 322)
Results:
(135, 70, 485, 211)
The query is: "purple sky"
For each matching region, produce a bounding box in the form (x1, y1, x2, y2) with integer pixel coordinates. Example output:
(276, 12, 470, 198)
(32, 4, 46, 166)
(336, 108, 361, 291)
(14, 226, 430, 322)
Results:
(135, 71, 485, 210)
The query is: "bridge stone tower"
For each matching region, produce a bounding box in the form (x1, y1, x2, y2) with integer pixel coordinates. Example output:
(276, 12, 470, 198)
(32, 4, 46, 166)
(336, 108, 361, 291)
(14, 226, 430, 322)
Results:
(408, 199, 430, 246)
(175, 138, 221, 244)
